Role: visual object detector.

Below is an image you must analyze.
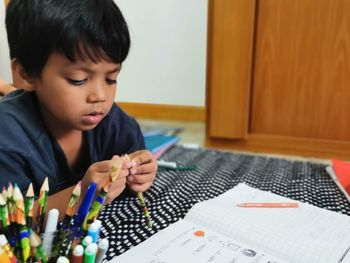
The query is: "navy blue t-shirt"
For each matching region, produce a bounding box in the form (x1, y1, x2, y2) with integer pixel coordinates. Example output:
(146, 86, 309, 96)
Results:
(0, 90, 145, 195)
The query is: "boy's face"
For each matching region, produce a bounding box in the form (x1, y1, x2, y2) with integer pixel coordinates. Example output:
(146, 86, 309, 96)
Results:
(31, 52, 120, 133)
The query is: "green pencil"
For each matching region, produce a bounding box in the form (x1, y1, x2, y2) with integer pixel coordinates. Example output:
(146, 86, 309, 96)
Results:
(82, 160, 122, 231)
(34, 177, 49, 234)
(13, 184, 30, 262)
(0, 194, 10, 236)
(6, 183, 16, 246)
(137, 192, 153, 228)
(24, 183, 34, 229)
(62, 181, 81, 228)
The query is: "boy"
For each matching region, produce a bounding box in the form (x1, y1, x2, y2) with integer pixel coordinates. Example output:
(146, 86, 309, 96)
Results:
(0, 0, 157, 218)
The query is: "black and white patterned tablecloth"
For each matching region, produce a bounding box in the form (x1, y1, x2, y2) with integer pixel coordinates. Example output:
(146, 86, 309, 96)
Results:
(99, 146, 350, 261)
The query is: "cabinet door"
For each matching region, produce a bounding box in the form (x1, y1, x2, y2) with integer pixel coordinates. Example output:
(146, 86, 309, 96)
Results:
(251, 0, 350, 141)
(207, 0, 255, 139)
(206, 0, 350, 158)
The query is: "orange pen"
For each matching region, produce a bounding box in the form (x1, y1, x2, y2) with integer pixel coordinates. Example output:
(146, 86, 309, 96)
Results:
(237, 202, 299, 208)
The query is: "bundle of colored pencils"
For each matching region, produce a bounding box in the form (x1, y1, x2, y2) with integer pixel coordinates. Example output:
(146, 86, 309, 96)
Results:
(0, 157, 153, 262)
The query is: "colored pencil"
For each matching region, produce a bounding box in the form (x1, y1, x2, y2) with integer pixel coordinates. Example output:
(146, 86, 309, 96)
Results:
(0, 234, 17, 263)
(24, 183, 34, 229)
(237, 202, 299, 208)
(13, 184, 30, 263)
(0, 194, 10, 236)
(62, 182, 81, 228)
(2, 187, 7, 203)
(29, 229, 48, 263)
(34, 177, 49, 234)
(137, 192, 153, 228)
(124, 154, 153, 228)
(82, 159, 122, 231)
(6, 183, 16, 247)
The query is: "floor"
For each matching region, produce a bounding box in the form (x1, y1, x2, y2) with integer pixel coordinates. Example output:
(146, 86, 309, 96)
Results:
(137, 118, 331, 165)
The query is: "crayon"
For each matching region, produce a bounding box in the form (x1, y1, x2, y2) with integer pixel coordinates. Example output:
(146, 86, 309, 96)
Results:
(24, 183, 34, 229)
(29, 229, 48, 263)
(62, 182, 81, 228)
(0, 234, 17, 263)
(35, 177, 49, 234)
(71, 244, 84, 263)
(82, 160, 122, 231)
(95, 238, 108, 263)
(83, 243, 98, 263)
(13, 184, 30, 263)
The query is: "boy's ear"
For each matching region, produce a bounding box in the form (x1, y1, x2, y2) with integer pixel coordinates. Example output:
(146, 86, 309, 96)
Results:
(11, 59, 35, 91)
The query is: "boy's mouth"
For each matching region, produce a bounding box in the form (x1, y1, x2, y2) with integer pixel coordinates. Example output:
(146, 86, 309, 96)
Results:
(82, 111, 104, 125)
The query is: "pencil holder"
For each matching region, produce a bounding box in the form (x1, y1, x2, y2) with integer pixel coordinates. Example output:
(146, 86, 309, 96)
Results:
(41, 227, 82, 262)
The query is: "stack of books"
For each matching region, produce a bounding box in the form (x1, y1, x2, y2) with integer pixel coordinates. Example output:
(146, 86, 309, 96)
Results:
(142, 125, 182, 159)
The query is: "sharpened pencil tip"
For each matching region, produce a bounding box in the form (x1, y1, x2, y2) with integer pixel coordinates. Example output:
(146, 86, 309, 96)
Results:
(26, 183, 34, 197)
(41, 177, 49, 192)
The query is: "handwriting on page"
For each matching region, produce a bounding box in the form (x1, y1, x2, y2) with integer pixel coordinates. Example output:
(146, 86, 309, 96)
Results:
(115, 220, 284, 263)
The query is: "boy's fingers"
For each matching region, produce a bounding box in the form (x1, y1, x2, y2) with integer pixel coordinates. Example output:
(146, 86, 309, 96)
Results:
(130, 151, 153, 167)
(117, 168, 129, 178)
(129, 162, 157, 176)
(112, 155, 132, 169)
(127, 171, 155, 184)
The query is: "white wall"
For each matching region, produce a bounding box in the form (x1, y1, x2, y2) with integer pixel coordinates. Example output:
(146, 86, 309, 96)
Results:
(115, 0, 207, 106)
(0, 1, 208, 107)
(0, 2, 12, 83)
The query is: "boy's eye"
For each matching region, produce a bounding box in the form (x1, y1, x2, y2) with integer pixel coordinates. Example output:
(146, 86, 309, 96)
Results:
(106, 79, 117, 85)
(67, 78, 86, 86)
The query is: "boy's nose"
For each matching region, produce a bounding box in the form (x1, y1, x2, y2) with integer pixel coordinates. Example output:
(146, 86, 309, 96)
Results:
(87, 81, 107, 103)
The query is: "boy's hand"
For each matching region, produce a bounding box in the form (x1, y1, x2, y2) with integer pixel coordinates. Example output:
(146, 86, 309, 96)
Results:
(126, 150, 157, 192)
(83, 159, 127, 203)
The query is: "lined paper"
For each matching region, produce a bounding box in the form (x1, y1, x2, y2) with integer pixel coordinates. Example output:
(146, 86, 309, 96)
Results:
(185, 183, 350, 263)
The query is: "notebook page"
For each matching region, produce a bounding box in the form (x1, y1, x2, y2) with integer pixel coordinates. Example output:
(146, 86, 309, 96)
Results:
(184, 183, 350, 263)
(112, 219, 285, 263)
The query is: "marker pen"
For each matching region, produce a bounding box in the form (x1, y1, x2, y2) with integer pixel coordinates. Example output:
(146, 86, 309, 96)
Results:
(42, 208, 59, 256)
(56, 256, 70, 263)
(95, 238, 109, 263)
(71, 244, 84, 263)
(87, 222, 99, 243)
(73, 183, 97, 228)
(82, 236, 93, 249)
(84, 243, 98, 263)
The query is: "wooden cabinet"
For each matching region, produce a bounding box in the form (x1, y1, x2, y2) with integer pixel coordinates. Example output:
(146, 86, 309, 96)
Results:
(206, 0, 350, 159)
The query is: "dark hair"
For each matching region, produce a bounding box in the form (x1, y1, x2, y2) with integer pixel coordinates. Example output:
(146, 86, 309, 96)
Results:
(6, 0, 130, 77)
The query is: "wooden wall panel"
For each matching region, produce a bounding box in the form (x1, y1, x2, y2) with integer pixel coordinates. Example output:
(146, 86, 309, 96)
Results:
(207, 0, 255, 139)
(251, 0, 350, 141)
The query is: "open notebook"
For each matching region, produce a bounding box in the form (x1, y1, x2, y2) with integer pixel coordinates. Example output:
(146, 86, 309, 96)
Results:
(111, 183, 350, 263)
